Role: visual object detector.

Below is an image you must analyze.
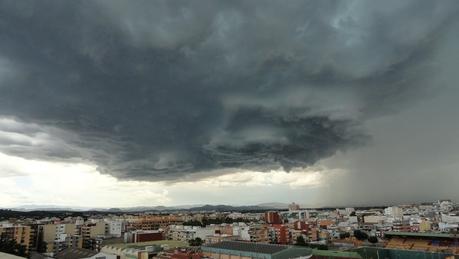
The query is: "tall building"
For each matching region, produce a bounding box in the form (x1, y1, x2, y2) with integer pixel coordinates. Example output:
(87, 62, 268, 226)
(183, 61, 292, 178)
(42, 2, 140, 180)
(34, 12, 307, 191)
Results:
(265, 212, 282, 224)
(27, 223, 41, 253)
(345, 208, 355, 216)
(270, 225, 290, 244)
(105, 220, 122, 237)
(0, 224, 32, 253)
(248, 224, 269, 243)
(81, 222, 106, 240)
(385, 206, 403, 219)
(41, 223, 82, 255)
(81, 221, 106, 250)
(125, 215, 183, 231)
(288, 202, 300, 211)
(293, 221, 308, 231)
(308, 227, 319, 241)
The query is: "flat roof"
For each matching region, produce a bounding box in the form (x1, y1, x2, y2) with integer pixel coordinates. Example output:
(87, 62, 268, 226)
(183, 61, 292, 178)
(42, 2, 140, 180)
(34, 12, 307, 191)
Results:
(0, 252, 26, 259)
(312, 249, 363, 258)
(384, 231, 459, 239)
(105, 240, 188, 249)
(203, 241, 288, 255)
(55, 248, 97, 259)
(355, 247, 455, 257)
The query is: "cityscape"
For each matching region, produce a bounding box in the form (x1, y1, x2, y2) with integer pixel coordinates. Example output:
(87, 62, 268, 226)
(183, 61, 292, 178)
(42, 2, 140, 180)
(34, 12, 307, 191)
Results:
(2, 200, 459, 258)
(1, 0, 459, 258)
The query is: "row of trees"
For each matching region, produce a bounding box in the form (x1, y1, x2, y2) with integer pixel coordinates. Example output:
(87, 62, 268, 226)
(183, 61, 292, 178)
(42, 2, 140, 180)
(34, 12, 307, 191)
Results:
(188, 237, 203, 246)
(295, 236, 328, 250)
(182, 217, 251, 227)
(354, 230, 378, 243)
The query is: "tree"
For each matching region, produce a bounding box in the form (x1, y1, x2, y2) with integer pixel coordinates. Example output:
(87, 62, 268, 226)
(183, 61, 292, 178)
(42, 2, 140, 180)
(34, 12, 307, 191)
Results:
(295, 236, 307, 246)
(188, 237, 203, 246)
(339, 232, 351, 239)
(317, 244, 328, 250)
(183, 220, 203, 227)
(353, 230, 368, 241)
(368, 236, 378, 243)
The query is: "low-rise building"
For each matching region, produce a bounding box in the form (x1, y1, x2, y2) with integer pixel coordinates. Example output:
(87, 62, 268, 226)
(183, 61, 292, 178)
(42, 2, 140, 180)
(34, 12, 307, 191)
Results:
(55, 248, 117, 259)
(125, 230, 164, 243)
(363, 215, 386, 224)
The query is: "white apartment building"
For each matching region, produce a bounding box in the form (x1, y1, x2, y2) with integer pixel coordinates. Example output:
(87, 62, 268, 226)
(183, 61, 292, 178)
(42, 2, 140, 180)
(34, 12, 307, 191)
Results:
(437, 200, 454, 213)
(385, 206, 403, 219)
(441, 213, 459, 224)
(105, 220, 123, 237)
(364, 215, 386, 224)
(231, 224, 250, 241)
(167, 225, 214, 242)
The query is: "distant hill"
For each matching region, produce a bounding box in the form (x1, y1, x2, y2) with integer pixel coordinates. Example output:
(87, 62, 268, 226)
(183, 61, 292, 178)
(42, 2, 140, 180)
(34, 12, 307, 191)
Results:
(0, 209, 85, 220)
(187, 204, 284, 212)
(6, 203, 287, 213)
(11, 205, 90, 212)
(256, 202, 289, 209)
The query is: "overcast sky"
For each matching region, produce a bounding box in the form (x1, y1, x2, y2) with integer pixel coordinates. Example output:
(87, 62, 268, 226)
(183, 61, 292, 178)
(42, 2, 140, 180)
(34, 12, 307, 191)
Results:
(1, 0, 459, 208)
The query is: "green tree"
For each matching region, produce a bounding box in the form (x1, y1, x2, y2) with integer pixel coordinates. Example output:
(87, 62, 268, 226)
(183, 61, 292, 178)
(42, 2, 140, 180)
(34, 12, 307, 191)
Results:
(339, 232, 351, 239)
(353, 230, 368, 241)
(295, 236, 307, 246)
(188, 237, 203, 246)
(368, 236, 378, 243)
(183, 220, 203, 227)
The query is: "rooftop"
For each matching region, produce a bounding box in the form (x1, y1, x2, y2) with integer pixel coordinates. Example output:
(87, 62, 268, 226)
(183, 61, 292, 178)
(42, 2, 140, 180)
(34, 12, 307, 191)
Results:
(312, 249, 363, 258)
(203, 241, 288, 255)
(104, 239, 188, 250)
(0, 252, 26, 259)
(385, 231, 459, 239)
(54, 248, 97, 259)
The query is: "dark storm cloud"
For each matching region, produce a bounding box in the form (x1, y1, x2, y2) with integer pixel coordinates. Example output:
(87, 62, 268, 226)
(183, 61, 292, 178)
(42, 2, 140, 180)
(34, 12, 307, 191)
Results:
(0, 0, 457, 181)
(319, 19, 459, 206)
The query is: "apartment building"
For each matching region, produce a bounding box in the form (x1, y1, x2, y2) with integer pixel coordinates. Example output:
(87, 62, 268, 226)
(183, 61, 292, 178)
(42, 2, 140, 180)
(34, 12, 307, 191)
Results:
(41, 223, 82, 255)
(166, 225, 214, 242)
(248, 224, 269, 243)
(81, 221, 106, 251)
(126, 215, 183, 232)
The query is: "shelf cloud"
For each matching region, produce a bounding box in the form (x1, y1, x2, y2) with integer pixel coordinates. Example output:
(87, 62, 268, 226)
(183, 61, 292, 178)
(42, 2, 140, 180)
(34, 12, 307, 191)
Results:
(0, 0, 458, 185)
